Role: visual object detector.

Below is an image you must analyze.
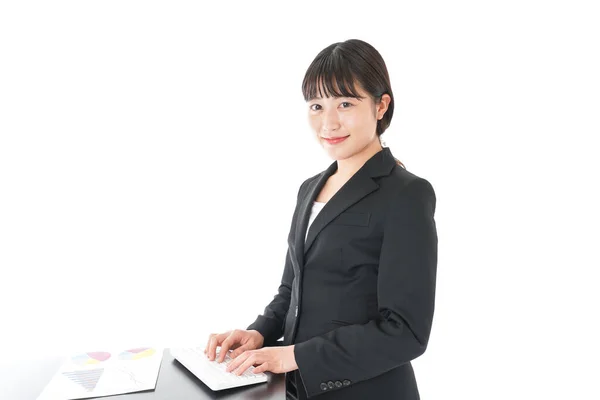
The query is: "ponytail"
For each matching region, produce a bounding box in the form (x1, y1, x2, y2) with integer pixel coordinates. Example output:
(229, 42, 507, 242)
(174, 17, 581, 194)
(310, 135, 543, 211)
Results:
(379, 136, 406, 169)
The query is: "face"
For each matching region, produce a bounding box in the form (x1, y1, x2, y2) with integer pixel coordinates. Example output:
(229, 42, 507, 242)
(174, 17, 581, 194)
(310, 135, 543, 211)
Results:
(307, 80, 391, 161)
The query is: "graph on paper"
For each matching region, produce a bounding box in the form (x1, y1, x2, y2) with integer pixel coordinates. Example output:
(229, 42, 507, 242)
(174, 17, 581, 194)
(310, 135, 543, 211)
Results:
(62, 368, 105, 392)
(70, 352, 112, 366)
(37, 347, 163, 400)
(118, 347, 155, 360)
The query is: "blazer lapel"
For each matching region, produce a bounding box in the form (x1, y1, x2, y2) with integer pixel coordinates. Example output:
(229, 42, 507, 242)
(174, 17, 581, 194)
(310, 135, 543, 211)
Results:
(293, 147, 398, 268)
(293, 161, 336, 269)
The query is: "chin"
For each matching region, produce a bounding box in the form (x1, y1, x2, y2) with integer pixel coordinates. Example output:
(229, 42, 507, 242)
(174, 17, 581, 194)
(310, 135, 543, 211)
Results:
(324, 147, 351, 161)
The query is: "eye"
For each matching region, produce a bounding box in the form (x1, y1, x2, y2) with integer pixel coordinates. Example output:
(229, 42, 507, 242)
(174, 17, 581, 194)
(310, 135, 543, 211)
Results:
(340, 102, 352, 108)
(310, 104, 321, 111)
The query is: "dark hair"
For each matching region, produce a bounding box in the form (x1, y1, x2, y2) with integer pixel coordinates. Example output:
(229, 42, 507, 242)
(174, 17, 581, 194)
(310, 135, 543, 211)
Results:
(301, 39, 405, 168)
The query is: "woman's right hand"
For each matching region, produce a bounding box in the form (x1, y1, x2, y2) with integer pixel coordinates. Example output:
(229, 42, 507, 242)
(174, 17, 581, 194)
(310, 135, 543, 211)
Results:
(204, 329, 265, 363)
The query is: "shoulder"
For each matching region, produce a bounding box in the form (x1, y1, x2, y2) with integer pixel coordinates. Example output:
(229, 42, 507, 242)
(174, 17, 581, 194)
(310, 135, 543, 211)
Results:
(385, 166, 436, 214)
(295, 172, 322, 199)
(390, 166, 435, 193)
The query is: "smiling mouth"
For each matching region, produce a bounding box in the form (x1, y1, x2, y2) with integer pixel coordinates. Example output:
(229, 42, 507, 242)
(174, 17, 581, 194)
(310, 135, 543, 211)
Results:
(323, 136, 349, 144)
(322, 135, 349, 139)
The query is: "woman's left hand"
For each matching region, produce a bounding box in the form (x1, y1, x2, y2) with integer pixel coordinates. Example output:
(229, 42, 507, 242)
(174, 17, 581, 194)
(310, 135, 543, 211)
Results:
(226, 345, 298, 375)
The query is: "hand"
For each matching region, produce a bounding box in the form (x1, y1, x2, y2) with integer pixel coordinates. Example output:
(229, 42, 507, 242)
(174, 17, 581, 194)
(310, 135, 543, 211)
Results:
(225, 345, 298, 375)
(204, 329, 265, 363)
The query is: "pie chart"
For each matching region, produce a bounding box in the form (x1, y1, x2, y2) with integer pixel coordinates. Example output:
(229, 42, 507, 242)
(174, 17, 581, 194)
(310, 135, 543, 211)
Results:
(118, 347, 156, 360)
(71, 351, 111, 366)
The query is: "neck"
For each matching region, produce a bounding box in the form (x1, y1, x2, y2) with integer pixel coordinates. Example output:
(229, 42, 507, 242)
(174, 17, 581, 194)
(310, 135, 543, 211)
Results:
(334, 139, 383, 179)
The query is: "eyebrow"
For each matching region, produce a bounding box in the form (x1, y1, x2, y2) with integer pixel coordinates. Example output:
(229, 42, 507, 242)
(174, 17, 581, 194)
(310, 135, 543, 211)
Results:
(310, 95, 355, 100)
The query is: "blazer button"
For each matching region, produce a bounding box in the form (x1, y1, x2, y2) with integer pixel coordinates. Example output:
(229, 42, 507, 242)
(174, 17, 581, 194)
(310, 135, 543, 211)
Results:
(343, 379, 351, 386)
(320, 382, 328, 391)
(327, 381, 335, 389)
(335, 381, 342, 388)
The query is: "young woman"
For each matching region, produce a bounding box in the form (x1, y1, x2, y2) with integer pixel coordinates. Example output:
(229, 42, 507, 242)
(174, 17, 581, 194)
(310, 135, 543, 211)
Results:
(205, 39, 438, 400)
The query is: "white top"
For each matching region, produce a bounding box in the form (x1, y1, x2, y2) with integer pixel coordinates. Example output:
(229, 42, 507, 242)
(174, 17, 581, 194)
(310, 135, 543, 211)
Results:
(305, 201, 326, 242)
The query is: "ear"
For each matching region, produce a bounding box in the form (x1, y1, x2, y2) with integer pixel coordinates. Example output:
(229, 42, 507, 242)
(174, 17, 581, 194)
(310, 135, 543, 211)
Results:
(376, 94, 392, 120)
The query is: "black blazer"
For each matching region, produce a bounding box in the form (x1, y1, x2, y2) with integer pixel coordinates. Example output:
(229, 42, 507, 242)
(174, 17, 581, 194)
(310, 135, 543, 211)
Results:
(247, 147, 438, 399)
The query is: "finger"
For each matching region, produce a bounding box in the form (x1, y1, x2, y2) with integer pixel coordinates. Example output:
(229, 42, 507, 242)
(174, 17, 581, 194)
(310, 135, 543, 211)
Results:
(252, 362, 269, 374)
(230, 344, 251, 359)
(204, 333, 215, 355)
(226, 350, 251, 373)
(218, 332, 239, 363)
(205, 334, 215, 357)
(207, 336, 217, 360)
(232, 353, 258, 376)
(208, 333, 226, 361)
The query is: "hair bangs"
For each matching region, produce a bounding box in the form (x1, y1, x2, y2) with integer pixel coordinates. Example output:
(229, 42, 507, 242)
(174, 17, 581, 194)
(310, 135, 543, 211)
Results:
(302, 52, 366, 102)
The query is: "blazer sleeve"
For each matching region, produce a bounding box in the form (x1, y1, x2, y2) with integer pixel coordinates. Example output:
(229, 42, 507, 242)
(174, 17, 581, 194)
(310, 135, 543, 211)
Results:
(293, 177, 438, 398)
(246, 179, 308, 347)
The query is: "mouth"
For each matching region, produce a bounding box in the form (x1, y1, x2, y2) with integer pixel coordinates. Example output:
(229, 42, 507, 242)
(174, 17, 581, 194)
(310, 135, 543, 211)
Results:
(323, 135, 349, 145)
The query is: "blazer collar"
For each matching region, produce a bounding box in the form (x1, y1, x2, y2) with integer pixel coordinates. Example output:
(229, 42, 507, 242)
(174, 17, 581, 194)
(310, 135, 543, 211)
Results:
(295, 147, 398, 263)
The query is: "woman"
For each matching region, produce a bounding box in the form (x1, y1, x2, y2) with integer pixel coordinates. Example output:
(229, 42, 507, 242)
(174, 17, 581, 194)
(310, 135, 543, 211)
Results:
(205, 39, 438, 399)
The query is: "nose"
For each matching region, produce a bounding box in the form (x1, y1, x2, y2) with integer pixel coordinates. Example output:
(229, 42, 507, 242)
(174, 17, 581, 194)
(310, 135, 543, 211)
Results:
(322, 108, 341, 134)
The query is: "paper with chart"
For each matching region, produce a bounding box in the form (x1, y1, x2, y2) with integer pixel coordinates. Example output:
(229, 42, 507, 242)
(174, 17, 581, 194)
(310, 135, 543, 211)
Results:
(37, 347, 163, 400)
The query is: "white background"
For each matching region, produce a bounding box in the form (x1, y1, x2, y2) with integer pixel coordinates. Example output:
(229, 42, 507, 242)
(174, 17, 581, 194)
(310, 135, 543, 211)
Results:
(1, 1, 599, 399)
